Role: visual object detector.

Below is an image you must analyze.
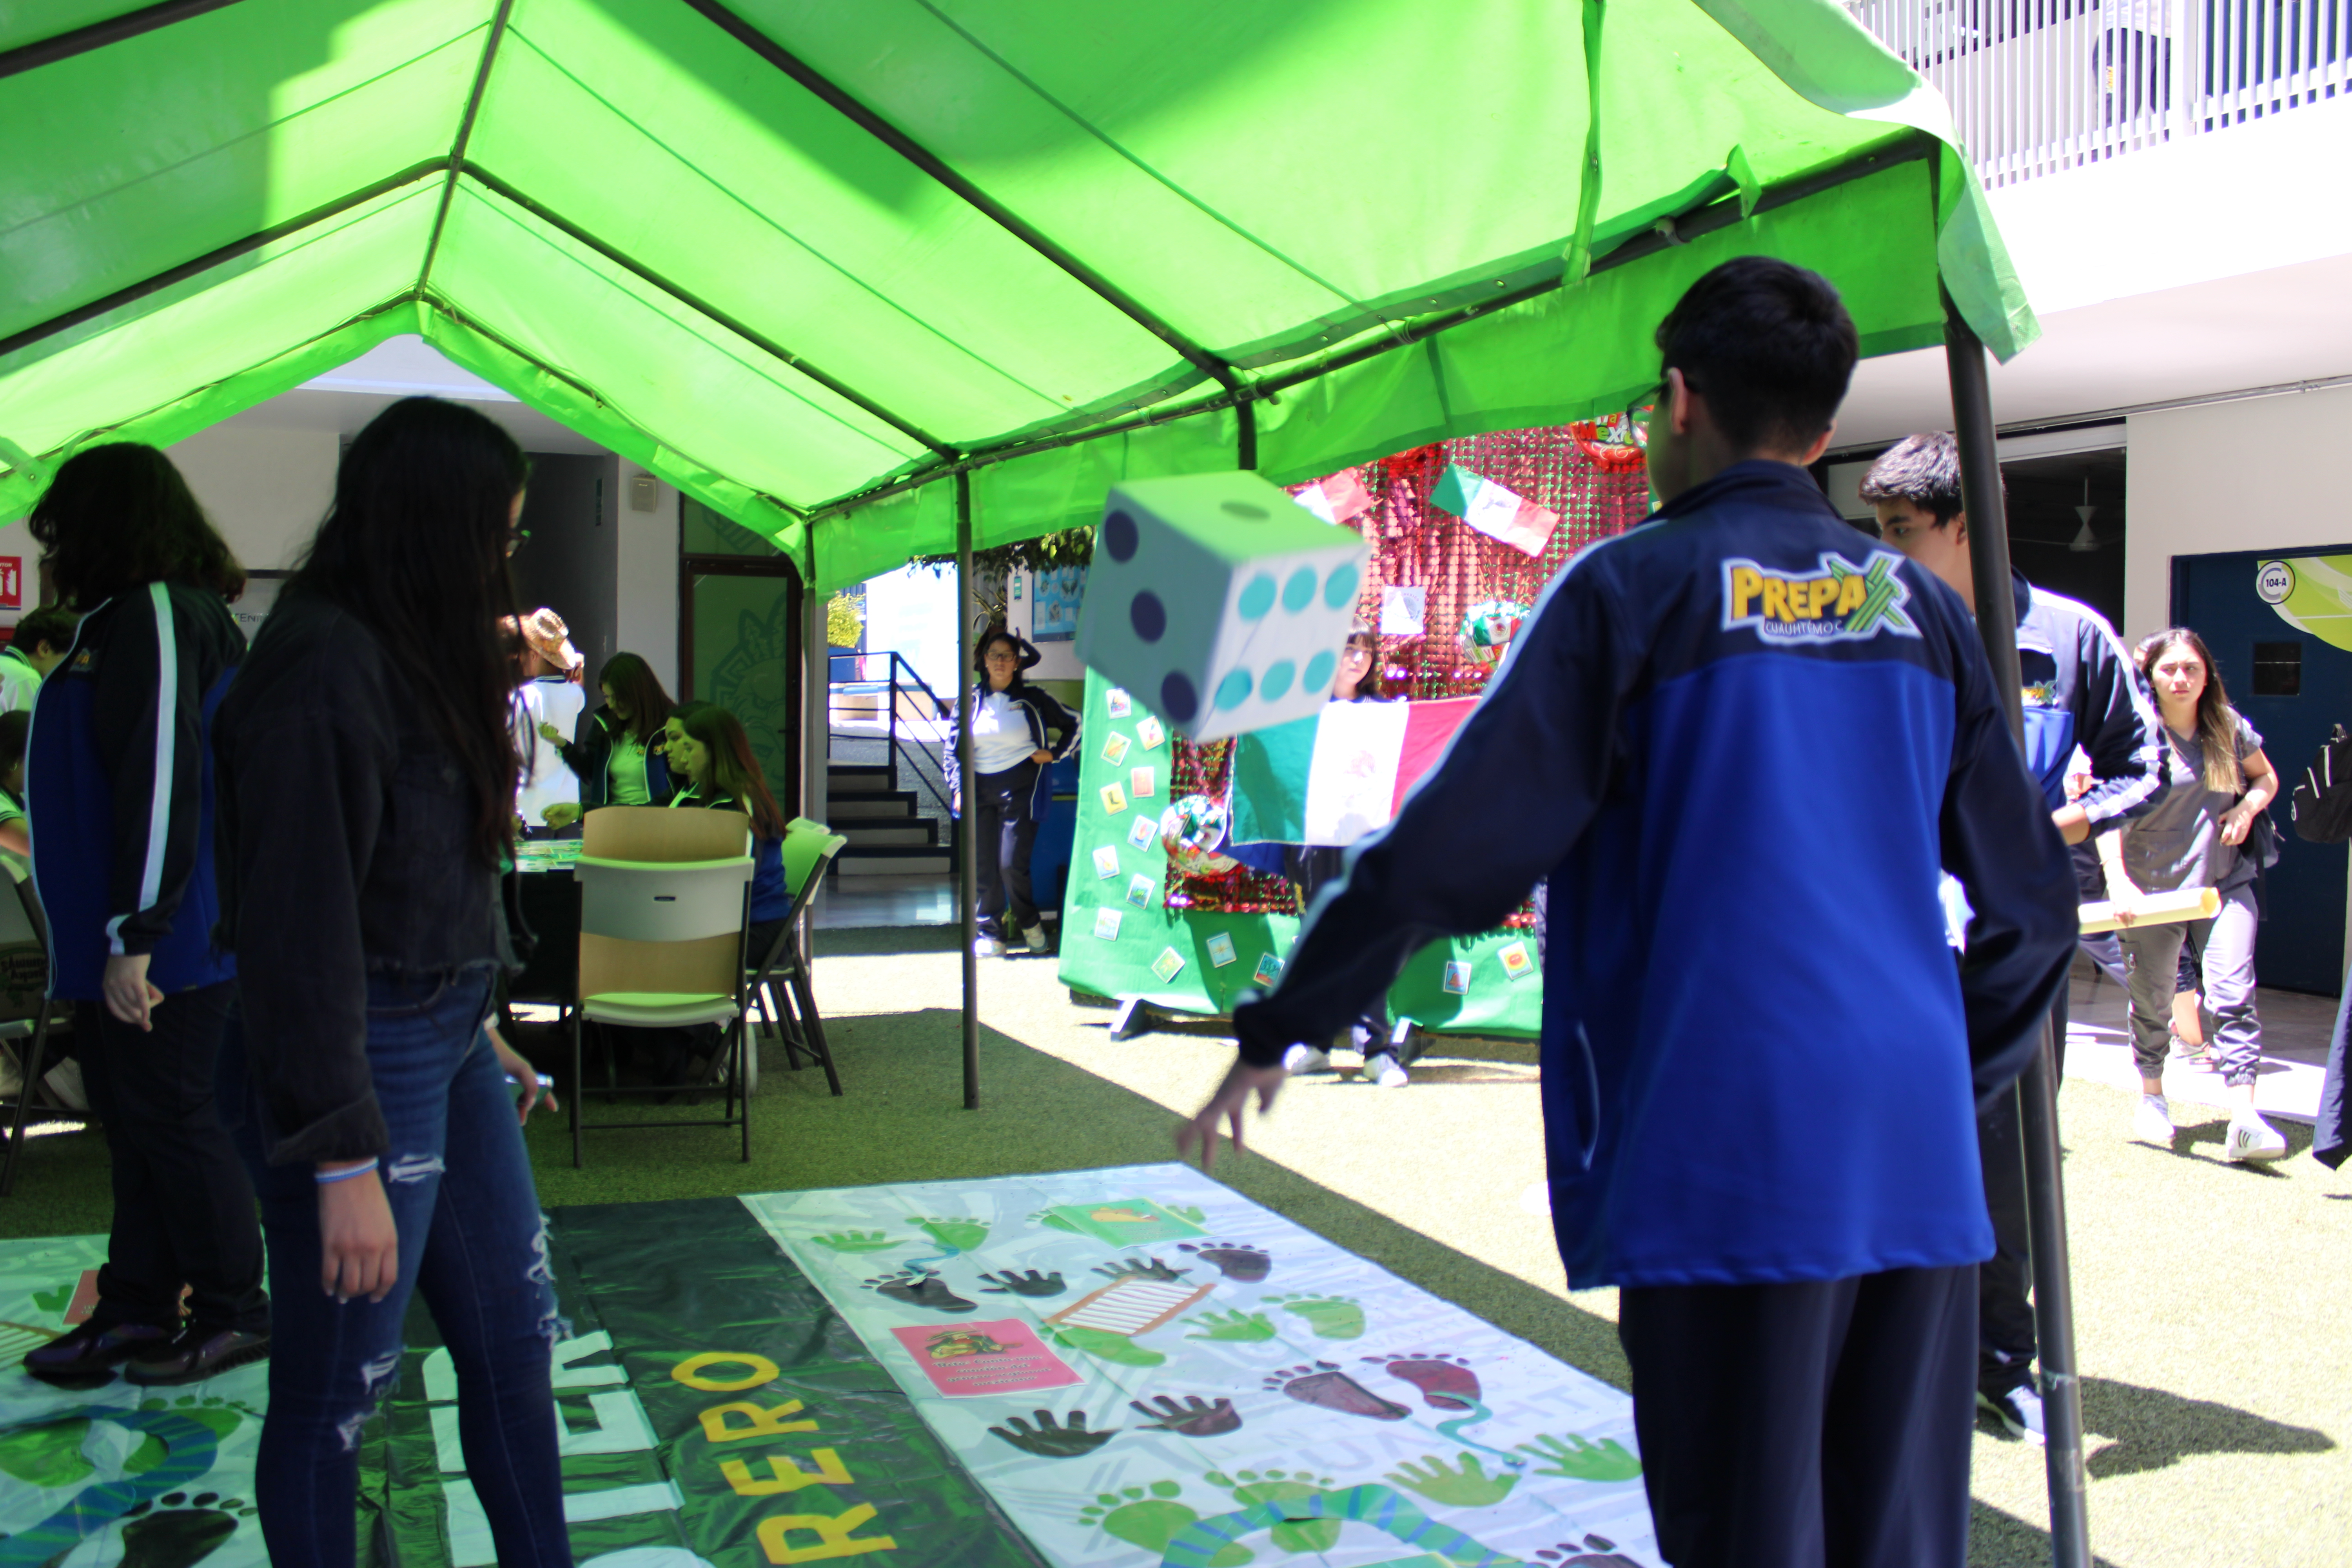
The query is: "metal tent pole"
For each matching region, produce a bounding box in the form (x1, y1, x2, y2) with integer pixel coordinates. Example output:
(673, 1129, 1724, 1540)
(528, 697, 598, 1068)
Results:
(803, 577, 827, 825)
(956, 471, 980, 1109)
(1945, 299, 2093, 1568)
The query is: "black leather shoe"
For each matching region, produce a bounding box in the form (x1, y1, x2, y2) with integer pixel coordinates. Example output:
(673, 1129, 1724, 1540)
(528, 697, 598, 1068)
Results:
(124, 1327, 270, 1387)
(24, 1319, 175, 1384)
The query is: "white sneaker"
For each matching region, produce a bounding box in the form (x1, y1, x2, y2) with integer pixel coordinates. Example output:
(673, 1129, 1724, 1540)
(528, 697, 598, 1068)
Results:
(1368, 1051, 1410, 1089)
(1281, 1044, 1332, 1074)
(2133, 1093, 2174, 1146)
(1022, 924, 1050, 954)
(973, 935, 1005, 958)
(1977, 1381, 2047, 1445)
(2225, 1112, 2288, 1163)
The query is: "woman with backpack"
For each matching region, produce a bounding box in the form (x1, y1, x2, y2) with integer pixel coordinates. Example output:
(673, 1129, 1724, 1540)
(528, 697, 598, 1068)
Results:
(2100, 626, 2287, 1161)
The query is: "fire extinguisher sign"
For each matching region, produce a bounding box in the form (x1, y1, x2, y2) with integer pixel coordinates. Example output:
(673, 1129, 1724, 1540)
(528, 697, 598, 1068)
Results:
(0, 557, 18, 612)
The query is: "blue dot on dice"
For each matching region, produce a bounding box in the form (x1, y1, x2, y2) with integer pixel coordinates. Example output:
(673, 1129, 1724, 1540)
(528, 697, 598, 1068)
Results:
(1103, 511, 1138, 562)
(1215, 668, 1253, 710)
(1260, 660, 1296, 702)
(1303, 649, 1336, 694)
(1161, 671, 1198, 722)
(1130, 591, 1166, 642)
(1238, 573, 1277, 620)
(1282, 567, 1317, 613)
(1323, 562, 1360, 609)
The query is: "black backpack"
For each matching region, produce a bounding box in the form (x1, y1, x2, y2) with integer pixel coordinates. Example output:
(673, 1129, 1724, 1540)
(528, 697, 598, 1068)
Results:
(2291, 724, 2352, 844)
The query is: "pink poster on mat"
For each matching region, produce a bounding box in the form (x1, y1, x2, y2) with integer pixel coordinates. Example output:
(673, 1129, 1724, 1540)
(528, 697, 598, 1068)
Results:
(889, 1318, 1083, 1398)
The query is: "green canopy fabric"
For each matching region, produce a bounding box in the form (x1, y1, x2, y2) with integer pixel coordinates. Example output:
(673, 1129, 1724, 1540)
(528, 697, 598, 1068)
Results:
(0, 0, 2034, 591)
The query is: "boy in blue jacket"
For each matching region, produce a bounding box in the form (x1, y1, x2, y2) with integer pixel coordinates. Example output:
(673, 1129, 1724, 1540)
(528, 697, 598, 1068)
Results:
(1866, 430, 2168, 1446)
(1181, 259, 2078, 1568)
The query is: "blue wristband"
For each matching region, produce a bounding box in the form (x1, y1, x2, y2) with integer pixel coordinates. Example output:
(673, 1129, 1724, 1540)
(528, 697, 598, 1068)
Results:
(314, 1160, 378, 1186)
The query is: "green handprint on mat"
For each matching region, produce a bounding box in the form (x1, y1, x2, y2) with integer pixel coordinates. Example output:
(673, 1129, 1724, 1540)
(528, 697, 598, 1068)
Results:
(1184, 1309, 1275, 1343)
(1047, 1325, 1167, 1368)
(1264, 1292, 1365, 1339)
(909, 1216, 989, 1250)
(809, 1230, 900, 1254)
(1518, 1432, 1643, 1481)
(1384, 1452, 1520, 1508)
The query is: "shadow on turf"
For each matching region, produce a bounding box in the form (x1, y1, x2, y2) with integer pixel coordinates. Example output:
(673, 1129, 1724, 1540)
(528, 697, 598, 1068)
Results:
(1967, 1501, 2126, 1568)
(2076, 1376, 2335, 1478)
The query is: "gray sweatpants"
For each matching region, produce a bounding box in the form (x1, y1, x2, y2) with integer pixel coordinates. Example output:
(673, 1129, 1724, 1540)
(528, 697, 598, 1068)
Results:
(2118, 880, 2262, 1087)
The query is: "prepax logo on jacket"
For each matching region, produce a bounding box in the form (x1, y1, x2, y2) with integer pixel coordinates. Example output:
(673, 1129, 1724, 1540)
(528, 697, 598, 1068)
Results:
(1720, 550, 1920, 644)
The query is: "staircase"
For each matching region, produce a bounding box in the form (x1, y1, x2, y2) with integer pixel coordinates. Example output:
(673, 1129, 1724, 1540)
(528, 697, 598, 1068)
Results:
(826, 761, 952, 877)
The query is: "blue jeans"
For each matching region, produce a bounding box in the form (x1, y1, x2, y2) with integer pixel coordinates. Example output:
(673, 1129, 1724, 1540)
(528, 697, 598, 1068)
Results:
(221, 973, 570, 1566)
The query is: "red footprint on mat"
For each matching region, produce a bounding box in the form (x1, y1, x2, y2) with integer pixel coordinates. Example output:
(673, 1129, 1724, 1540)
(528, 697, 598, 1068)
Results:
(1177, 1241, 1270, 1283)
(1263, 1361, 1409, 1421)
(1363, 1352, 1481, 1412)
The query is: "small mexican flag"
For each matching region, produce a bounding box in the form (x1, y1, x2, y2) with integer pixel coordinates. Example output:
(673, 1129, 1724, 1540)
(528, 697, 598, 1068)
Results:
(1428, 463, 1559, 557)
(1229, 697, 1479, 848)
(1291, 467, 1376, 526)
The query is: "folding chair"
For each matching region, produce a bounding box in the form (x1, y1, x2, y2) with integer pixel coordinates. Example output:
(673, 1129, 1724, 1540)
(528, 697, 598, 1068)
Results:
(0, 860, 87, 1197)
(568, 807, 754, 1167)
(747, 819, 848, 1097)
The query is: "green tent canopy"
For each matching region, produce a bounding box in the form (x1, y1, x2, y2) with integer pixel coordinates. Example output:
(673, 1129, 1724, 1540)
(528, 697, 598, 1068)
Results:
(0, 0, 2033, 589)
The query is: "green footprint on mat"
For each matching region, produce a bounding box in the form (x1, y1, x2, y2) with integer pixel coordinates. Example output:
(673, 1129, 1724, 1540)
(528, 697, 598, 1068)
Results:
(0, 1417, 97, 1488)
(1079, 1480, 1252, 1566)
(809, 1230, 900, 1254)
(1205, 1468, 1341, 1553)
(1184, 1309, 1276, 1343)
(909, 1216, 989, 1250)
(1031, 1208, 1082, 1234)
(1167, 1204, 1206, 1225)
(1265, 1292, 1365, 1339)
(1047, 1325, 1166, 1368)
(29, 1285, 72, 1315)
(1385, 1453, 1520, 1508)
(1518, 1433, 1643, 1481)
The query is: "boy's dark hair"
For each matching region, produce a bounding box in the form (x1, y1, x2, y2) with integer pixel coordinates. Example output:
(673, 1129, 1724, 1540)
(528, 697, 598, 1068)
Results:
(27, 443, 246, 607)
(12, 604, 81, 656)
(1654, 257, 1858, 454)
(1860, 431, 1980, 525)
(0, 710, 26, 778)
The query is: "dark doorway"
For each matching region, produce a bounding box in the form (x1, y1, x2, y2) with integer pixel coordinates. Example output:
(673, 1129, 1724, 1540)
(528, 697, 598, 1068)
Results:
(2003, 448, 2126, 632)
(680, 555, 804, 824)
(512, 452, 619, 678)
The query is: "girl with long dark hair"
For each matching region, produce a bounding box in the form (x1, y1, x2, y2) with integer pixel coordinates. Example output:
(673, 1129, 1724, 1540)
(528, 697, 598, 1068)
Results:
(19, 442, 270, 1388)
(945, 627, 1079, 956)
(2101, 626, 2287, 1161)
(661, 701, 791, 959)
(541, 650, 675, 826)
(212, 397, 569, 1562)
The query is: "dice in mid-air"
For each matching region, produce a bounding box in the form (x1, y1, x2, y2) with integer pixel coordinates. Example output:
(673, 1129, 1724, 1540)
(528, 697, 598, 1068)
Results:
(1078, 472, 1369, 742)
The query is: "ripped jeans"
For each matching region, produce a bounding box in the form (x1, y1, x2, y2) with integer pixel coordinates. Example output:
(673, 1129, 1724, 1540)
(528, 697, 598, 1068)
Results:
(221, 972, 570, 1567)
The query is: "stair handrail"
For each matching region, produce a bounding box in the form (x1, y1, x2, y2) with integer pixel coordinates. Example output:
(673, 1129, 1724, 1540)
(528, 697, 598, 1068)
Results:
(826, 649, 953, 820)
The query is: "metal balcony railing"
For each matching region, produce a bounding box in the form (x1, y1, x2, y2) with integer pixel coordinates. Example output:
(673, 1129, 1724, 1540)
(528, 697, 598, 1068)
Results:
(1848, 0, 2349, 186)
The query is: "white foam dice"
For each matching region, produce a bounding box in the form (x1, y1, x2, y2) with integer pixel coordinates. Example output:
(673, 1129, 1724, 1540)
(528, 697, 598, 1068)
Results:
(1078, 471, 1370, 742)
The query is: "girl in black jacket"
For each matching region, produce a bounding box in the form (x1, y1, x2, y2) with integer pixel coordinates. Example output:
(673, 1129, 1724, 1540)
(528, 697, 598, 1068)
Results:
(213, 398, 568, 1564)
(541, 650, 675, 826)
(945, 628, 1078, 955)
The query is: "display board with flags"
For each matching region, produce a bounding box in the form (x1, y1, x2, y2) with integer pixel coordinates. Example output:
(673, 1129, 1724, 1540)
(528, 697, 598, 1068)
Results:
(1229, 697, 1480, 848)
(1428, 464, 1563, 558)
